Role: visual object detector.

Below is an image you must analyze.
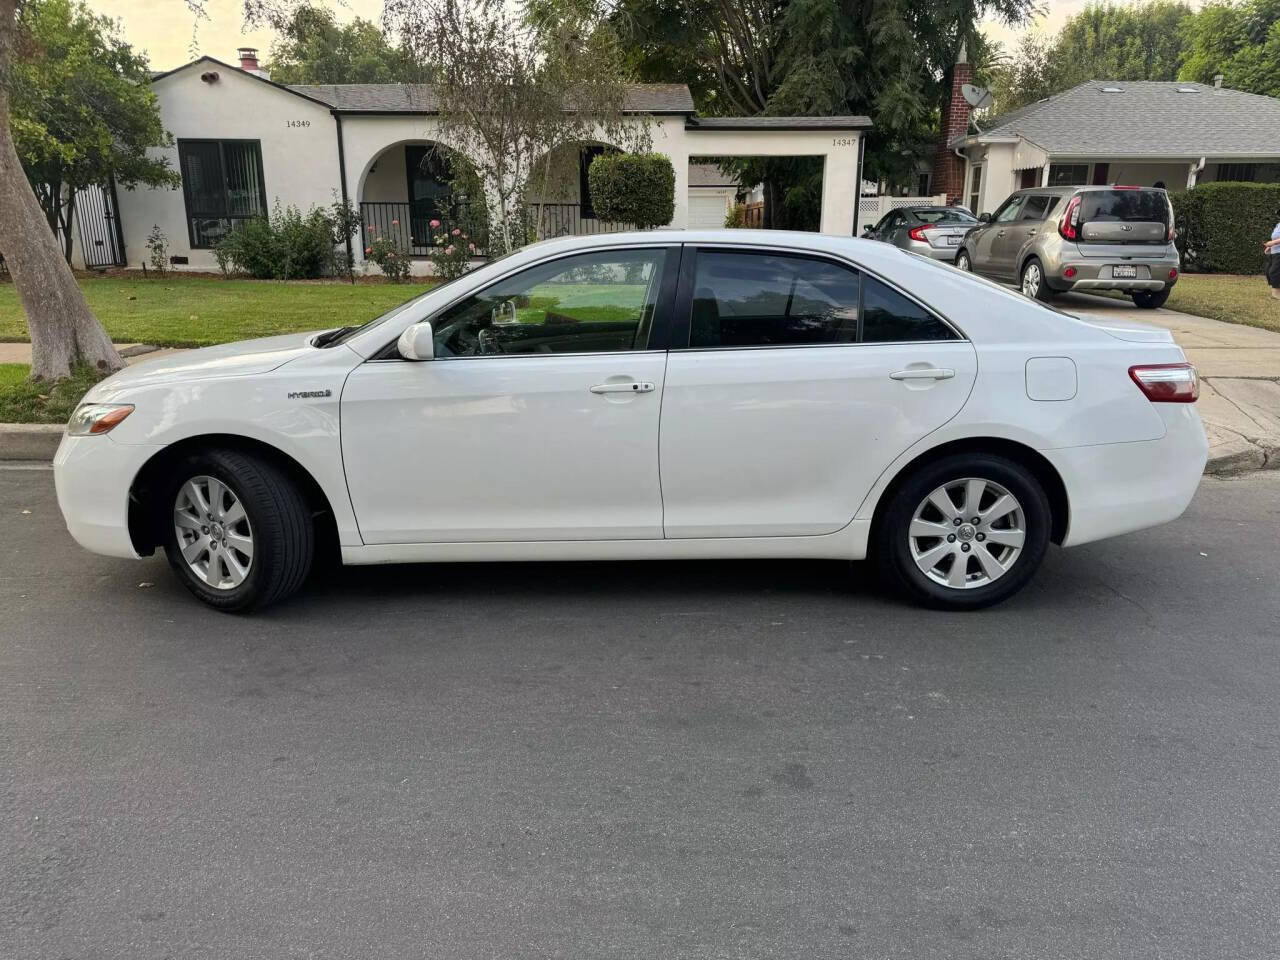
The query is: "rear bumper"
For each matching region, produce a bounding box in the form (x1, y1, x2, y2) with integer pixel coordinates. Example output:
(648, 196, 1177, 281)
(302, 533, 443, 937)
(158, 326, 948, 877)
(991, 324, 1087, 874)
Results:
(53, 434, 159, 559)
(1047, 255, 1180, 293)
(1070, 278, 1167, 292)
(900, 238, 961, 261)
(1043, 404, 1208, 548)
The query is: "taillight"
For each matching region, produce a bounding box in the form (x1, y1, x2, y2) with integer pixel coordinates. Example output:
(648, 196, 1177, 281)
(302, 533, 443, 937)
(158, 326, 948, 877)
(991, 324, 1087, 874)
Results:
(1058, 195, 1082, 240)
(1166, 197, 1175, 242)
(1129, 363, 1198, 403)
(908, 225, 931, 241)
(1169, 268, 1178, 280)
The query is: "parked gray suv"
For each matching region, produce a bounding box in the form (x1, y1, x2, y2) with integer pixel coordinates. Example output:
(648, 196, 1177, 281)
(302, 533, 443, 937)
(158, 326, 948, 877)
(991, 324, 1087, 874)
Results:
(955, 185, 1180, 309)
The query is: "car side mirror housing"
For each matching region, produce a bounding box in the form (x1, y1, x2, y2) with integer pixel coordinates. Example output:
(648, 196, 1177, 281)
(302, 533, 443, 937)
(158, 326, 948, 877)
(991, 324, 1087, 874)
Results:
(977, 212, 992, 223)
(861, 226, 874, 237)
(397, 321, 435, 361)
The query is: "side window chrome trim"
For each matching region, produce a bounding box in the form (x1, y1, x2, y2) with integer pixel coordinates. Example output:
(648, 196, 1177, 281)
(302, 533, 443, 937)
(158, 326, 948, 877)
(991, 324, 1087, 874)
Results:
(674, 242, 968, 347)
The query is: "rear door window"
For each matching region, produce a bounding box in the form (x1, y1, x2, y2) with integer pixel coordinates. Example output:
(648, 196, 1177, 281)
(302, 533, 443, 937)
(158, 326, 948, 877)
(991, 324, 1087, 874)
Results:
(1020, 195, 1053, 220)
(1079, 190, 1168, 224)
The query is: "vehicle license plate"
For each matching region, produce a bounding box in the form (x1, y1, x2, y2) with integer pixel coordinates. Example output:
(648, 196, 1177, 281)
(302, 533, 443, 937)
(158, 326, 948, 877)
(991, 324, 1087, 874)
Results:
(1113, 265, 1138, 279)
(946, 235, 961, 245)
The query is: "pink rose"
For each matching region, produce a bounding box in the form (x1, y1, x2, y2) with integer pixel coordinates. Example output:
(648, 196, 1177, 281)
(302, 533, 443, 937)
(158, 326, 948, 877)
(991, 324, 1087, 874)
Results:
(364, 247, 372, 254)
(429, 219, 441, 228)
(451, 228, 461, 236)
(467, 243, 476, 253)
(391, 218, 399, 226)
(445, 245, 455, 254)
(366, 225, 374, 233)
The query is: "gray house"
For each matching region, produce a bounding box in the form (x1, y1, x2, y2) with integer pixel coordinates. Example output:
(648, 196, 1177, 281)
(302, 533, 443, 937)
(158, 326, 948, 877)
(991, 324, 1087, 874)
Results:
(949, 79, 1280, 215)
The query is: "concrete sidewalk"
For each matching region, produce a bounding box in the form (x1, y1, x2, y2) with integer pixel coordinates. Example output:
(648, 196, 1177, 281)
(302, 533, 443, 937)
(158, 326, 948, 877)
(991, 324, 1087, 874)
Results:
(0, 342, 185, 366)
(1058, 292, 1280, 474)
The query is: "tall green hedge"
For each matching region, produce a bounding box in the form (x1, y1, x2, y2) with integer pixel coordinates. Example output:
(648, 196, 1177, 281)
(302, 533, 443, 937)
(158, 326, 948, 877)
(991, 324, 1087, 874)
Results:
(587, 152, 676, 229)
(1172, 181, 1280, 274)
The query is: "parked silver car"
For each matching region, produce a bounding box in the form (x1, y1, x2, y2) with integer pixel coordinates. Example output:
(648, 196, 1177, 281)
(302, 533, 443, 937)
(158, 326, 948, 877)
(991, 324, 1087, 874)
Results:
(862, 205, 978, 262)
(955, 185, 1179, 309)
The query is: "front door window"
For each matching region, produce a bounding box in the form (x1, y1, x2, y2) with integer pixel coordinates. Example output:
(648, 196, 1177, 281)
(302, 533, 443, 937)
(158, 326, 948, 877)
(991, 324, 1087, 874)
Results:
(405, 146, 453, 246)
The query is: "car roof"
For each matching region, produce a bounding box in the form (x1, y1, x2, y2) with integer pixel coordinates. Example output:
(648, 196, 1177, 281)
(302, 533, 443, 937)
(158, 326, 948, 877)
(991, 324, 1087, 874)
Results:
(1012, 184, 1166, 197)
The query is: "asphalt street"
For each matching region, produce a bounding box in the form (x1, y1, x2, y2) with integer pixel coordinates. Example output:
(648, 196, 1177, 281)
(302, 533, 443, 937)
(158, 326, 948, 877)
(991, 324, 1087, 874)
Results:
(3, 465, 1279, 960)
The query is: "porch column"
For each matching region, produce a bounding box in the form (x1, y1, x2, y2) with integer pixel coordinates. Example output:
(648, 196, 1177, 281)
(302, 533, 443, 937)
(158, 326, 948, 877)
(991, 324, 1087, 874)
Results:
(818, 134, 860, 236)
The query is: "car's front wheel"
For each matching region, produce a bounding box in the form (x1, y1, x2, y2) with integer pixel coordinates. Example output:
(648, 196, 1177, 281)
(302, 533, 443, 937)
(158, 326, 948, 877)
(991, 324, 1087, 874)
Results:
(1132, 287, 1171, 309)
(162, 448, 314, 612)
(954, 249, 972, 272)
(875, 453, 1051, 610)
(1019, 258, 1055, 301)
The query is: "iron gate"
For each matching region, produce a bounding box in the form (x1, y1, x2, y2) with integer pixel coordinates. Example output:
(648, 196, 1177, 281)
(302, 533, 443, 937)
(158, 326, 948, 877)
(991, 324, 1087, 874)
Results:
(76, 182, 126, 268)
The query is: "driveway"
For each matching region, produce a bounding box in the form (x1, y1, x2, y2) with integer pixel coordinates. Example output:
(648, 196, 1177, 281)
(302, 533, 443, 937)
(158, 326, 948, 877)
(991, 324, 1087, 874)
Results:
(4, 464, 1280, 960)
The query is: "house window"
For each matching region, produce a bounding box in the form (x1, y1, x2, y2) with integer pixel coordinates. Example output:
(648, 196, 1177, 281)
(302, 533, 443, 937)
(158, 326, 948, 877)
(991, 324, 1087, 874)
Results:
(967, 164, 982, 214)
(916, 172, 931, 196)
(405, 145, 454, 246)
(178, 140, 266, 248)
(1047, 163, 1090, 186)
(1216, 163, 1258, 182)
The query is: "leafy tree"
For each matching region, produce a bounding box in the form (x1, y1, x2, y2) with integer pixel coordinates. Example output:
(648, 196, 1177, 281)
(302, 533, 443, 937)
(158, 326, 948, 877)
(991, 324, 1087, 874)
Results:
(9, 0, 179, 266)
(0, 0, 125, 380)
(266, 4, 426, 85)
(1180, 0, 1280, 98)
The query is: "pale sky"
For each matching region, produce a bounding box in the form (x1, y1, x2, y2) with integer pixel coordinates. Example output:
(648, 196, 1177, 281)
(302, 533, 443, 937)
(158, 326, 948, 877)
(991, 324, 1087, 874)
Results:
(89, 0, 1088, 73)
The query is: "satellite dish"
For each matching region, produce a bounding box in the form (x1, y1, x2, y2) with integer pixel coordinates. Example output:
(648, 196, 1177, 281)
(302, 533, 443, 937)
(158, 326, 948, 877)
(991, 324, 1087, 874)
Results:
(962, 83, 994, 110)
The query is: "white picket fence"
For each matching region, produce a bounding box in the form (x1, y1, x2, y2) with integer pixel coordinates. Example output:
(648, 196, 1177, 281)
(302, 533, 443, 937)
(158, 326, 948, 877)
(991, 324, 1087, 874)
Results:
(856, 194, 950, 234)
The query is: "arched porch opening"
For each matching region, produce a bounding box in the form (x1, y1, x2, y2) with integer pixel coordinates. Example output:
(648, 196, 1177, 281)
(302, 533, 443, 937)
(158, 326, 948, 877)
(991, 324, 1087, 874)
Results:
(526, 140, 626, 240)
(357, 139, 479, 256)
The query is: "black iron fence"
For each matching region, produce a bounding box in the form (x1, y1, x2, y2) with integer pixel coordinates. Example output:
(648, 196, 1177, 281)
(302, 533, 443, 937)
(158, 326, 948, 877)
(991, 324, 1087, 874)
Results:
(360, 201, 480, 257)
(527, 203, 634, 240)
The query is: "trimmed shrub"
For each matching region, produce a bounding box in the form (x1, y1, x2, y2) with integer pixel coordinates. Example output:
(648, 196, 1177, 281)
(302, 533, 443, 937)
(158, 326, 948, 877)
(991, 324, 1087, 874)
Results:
(587, 152, 676, 229)
(724, 202, 747, 228)
(215, 202, 347, 280)
(1172, 181, 1280, 274)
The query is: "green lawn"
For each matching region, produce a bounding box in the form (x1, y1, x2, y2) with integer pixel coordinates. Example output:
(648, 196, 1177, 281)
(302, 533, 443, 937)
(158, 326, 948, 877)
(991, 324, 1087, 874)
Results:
(1165, 273, 1280, 334)
(0, 363, 106, 424)
(0, 274, 436, 348)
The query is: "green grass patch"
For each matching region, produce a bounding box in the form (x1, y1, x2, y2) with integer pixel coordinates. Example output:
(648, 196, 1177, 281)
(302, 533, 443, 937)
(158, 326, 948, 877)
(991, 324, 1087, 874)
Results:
(1166, 274, 1280, 334)
(0, 274, 436, 348)
(0, 363, 106, 423)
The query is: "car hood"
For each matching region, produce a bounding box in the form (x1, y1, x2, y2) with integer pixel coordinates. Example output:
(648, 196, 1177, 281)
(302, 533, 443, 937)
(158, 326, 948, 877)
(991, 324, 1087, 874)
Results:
(86, 331, 324, 397)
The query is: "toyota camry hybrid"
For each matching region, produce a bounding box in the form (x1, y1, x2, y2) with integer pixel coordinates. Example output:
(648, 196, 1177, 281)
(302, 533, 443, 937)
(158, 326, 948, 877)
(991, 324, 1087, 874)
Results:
(54, 230, 1208, 612)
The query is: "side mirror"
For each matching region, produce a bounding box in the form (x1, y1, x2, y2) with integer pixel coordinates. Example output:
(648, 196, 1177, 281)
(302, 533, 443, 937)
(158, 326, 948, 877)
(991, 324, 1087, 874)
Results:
(861, 227, 874, 237)
(977, 212, 992, 223)
(397, 321, 435, 361)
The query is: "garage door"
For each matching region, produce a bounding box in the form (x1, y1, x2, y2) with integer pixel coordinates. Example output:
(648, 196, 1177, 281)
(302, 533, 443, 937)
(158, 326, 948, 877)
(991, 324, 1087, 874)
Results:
(687, 191, 729, 229)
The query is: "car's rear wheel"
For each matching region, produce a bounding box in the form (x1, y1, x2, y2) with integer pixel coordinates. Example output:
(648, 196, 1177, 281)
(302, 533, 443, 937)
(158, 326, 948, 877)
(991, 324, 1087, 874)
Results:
(162, 448, 313, 612)
(1019, 258, 1054, 301)
(875, 453, 1051, 610)
(1132, 287, 1171, 309)
(954, 249, 972, 272)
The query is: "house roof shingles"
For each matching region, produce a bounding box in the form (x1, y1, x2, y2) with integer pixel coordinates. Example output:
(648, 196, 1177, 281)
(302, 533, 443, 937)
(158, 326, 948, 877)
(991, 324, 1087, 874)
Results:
(288, 82, 696, 115)
(974, 80, 1280, 158)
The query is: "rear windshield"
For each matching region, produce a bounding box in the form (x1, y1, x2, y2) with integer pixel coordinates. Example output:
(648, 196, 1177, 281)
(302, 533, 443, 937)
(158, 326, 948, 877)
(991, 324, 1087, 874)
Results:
(1079, 190, 1169, 224)
(910, 208, 977, 225)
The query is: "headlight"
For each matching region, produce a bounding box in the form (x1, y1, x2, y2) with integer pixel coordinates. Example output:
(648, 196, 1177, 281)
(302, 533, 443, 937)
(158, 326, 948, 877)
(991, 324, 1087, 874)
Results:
(67, 403, 134, 436)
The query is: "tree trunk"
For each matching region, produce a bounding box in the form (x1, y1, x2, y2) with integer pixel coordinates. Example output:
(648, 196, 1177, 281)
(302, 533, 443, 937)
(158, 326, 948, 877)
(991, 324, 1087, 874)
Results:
(0, 0, 122, 381)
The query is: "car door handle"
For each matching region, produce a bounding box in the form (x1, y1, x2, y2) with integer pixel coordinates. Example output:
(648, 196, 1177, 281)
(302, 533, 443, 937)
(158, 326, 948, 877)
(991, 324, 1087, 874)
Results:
(589, 381, 655, 394)
(996, 229, 1007, 237)
(890, 368, 955, 381)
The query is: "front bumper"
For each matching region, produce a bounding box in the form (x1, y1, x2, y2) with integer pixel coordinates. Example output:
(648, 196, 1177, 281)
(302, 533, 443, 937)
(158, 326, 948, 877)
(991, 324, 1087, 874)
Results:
(53, 433, 160, 559)
(1043, 404, 1207, 547)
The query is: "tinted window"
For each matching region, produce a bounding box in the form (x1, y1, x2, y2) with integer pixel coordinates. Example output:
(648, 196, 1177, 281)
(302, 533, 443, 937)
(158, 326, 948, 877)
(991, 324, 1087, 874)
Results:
(689, 251, 860, 348)
(1079, 190, 1169, 224)
(993, 196, 1026, 223)
(861, 276, 956, 343)
(1020, 195, 1052, 220)
(430, 249, 667, 357)
(910, 208, 977, 225)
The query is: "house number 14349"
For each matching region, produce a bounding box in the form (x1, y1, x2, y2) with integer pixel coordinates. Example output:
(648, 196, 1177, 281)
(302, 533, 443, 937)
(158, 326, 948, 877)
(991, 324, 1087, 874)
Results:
(286, 120, 311, 128)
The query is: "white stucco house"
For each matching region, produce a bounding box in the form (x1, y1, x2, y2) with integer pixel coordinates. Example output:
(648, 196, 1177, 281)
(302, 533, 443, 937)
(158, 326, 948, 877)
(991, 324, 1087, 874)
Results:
(71, 51, 870, 275)
(947, 78, 1280, 216)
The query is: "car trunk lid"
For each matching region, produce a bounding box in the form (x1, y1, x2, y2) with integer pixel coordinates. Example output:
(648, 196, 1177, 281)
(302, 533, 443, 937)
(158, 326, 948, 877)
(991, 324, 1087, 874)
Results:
(1073, 314, 1177, 344)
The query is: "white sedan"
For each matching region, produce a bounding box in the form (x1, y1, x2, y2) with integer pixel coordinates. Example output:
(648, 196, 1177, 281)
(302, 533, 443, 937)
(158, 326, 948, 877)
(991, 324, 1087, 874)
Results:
(54, 230, 1207, 612)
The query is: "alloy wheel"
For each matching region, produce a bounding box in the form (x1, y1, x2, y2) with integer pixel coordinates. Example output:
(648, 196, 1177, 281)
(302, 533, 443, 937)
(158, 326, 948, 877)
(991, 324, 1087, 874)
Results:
(907, 477, 1026, 590)
(956, 251, 970, 271)
(1021, 262, 1042, 298)
(173, 475, 254, 590)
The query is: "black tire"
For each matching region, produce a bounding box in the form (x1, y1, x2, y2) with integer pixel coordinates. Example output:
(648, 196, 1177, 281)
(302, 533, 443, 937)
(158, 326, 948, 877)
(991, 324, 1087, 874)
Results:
(1019, 257, 1055, 302)
(954, 249, 972, 272)
(161, 448, 314, 612)
(1132, 287, 1171, 309)
(874, 453, 1052, 611)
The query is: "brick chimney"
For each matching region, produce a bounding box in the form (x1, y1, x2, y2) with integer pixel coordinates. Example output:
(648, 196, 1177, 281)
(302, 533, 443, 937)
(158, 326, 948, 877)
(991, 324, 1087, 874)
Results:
(237, 47, 268, 79)
(931, 42, 972, 204)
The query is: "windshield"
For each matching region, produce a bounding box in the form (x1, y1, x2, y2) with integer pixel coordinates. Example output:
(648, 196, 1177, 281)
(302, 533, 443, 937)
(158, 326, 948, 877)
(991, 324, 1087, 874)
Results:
(910, 208, 977, 225)
(318, 248, 525, 347)
(1079, 190, 1169, 224)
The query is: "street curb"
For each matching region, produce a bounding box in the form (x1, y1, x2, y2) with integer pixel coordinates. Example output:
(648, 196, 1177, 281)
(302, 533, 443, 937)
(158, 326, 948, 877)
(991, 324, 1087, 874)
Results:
(0, 424, 63, 461)
(1, 420, 1273, 478)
